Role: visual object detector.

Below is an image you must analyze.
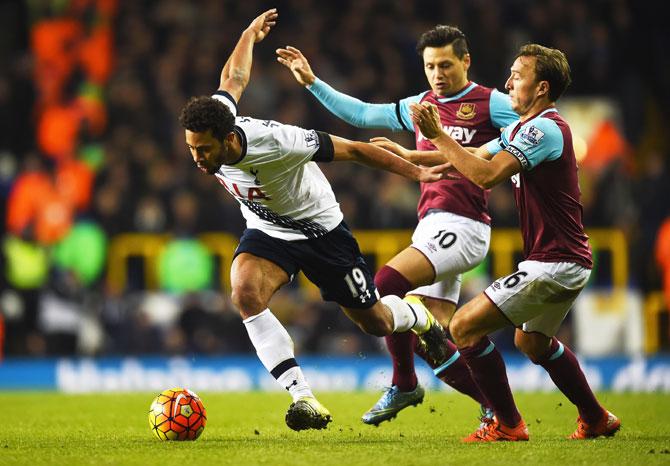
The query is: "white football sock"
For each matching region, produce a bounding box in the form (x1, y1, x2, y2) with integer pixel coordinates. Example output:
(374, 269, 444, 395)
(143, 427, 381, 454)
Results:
(381, 295, 429, 333)
(276, 366, 313, 401)
(243, 309, 314, 401)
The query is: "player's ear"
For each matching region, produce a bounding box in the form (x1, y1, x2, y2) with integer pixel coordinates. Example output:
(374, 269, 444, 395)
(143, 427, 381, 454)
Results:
(224, 131, 236, 144)
(537, 80, 550, 99)
(462, 53, 471, 71)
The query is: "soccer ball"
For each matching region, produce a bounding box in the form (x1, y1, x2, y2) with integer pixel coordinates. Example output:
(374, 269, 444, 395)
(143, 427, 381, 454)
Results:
(148, 387, 207, 440)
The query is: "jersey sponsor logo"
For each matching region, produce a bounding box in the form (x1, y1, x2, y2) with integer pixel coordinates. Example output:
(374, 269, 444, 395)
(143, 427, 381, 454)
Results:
(456, 103, 477, 120)
(417, 125, 477, 144)
(519, 125, 545, 145)
(217, 177, 272, 201)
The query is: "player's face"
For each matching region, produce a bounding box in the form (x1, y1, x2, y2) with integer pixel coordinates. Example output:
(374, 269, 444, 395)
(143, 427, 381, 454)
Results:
(422, 45, 470, 97)
(505, 56, 546, 117)
(185, 129, 226, 175)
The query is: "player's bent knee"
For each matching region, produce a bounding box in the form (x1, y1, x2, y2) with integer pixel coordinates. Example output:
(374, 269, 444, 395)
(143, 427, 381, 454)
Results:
(230, 286, 266, 318)
(449, 313, 478, 347)
(448, 314, 466, 345)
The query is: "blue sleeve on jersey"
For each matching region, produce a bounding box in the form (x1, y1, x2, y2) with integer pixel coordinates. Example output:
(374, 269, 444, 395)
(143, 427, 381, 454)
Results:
(485, 124, 511, 155)
(505, 117, 563, 170)
(397, 92, 428, 131)
(488, 89, 518, 128)
(485, 137, 504, 155)
(307, 78, 405, 130)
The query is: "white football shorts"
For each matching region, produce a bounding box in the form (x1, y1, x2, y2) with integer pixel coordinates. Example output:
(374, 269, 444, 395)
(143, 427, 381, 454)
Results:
(484, 260, 591, 336)
(408, 211, 490, 303)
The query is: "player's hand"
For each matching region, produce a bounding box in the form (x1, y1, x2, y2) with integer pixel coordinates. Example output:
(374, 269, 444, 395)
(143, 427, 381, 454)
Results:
(432, 162, 461, 180)
(276, 46, 316, 86)
(247, 8, 278, 43)
(417, 164, 444, 183)
(410, 102, 442, 139)
(369, 137, 410, 161)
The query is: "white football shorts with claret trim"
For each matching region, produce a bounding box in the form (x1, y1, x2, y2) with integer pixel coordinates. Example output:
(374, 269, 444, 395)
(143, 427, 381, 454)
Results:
(484, 260, 591, 336)
(408, 211, 490, 304)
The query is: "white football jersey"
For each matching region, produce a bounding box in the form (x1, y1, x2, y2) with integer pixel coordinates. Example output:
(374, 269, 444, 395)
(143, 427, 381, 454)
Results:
(212, 92, 343, 241)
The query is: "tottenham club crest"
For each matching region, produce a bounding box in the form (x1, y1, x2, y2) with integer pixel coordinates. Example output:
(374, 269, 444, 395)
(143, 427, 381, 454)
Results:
(456, 103, 476, 120)
(519, 125, 545, 145)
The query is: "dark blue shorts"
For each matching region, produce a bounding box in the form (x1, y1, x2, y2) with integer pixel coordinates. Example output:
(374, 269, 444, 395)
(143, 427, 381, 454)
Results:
(234, 222, 379, 309)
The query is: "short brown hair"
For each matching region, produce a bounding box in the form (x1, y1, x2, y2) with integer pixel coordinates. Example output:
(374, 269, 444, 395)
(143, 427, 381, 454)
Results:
(416, 25, 468, 59)
(516, 44, 571, 102)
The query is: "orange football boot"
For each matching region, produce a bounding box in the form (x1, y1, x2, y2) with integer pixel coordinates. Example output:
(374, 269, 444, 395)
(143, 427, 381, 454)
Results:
(569, 411, 620, 439)
(462, 418, 529, 443)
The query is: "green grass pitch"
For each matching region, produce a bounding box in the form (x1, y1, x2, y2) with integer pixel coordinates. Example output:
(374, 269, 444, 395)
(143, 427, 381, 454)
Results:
(1, 391, 669, 465)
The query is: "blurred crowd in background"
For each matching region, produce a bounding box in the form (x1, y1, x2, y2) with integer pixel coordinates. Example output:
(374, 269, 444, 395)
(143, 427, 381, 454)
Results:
(0, 0, 669, 358)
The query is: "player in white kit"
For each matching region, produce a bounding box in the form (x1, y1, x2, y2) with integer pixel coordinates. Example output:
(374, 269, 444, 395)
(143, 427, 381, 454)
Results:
(178, 9, 452, 431)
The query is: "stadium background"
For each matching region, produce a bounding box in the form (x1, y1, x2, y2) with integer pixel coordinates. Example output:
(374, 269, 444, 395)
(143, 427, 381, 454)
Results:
(1, 0, 669, 392)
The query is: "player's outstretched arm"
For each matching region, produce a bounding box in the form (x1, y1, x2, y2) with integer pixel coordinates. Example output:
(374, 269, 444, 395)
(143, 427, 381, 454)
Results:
(276, 46, 402, 130)
(369, 137, 487, 166)
(410, 102, 518, 188)
(369, 137, 450, 166)
(329, 135, 442, 183)
(219, 8, 278, 102)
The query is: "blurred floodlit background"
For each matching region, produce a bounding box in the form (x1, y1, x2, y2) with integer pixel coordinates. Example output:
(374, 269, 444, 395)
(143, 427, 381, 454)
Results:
(0, 0, 669, 391)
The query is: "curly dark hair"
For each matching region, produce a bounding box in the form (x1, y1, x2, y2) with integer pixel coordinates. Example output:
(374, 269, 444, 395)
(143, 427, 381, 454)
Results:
(516, 44, 571, 102)
(416, 25, 469, 59)
(179, 96, 235, 142)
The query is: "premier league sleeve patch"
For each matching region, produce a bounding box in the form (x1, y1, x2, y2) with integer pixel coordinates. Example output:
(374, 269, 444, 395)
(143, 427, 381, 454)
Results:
(519, 125, 545, 145)
(304, 129, 320, 148)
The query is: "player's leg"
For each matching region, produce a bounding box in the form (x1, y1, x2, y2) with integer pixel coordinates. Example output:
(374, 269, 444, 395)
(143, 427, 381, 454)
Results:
(449, 293, 528, 442)
(340, 292, 443, 426)
(298, 222, 448, 425)
(421, 296, 457, 328)
(514, 330, 619, 438)
(339, 295, 440, 338)
(379, 213, 491, 385)
(514, 262, 620, 439)
(413, 295, 491, 414)
(375, 247, 434, 391)
(232, 231, 331, 431)
(297, 222, 436, 337)
(364, 213, 491, 425)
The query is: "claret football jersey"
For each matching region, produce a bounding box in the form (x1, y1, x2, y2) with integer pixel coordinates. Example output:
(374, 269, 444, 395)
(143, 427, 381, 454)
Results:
(398, 83, 518, 224)
(485, 108, 592, 268)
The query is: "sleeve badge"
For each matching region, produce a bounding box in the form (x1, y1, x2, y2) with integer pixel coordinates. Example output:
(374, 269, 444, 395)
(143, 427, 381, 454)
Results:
(519, 125, 545, 145)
